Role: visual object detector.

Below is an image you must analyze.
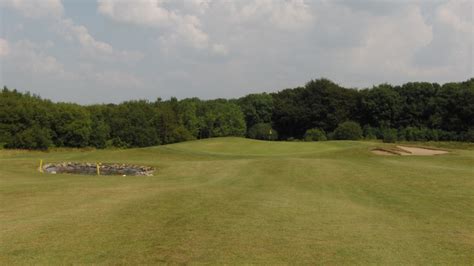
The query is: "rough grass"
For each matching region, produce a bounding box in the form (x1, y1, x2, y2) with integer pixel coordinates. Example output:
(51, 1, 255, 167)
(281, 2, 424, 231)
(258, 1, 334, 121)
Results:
(1, 138, 473, 264)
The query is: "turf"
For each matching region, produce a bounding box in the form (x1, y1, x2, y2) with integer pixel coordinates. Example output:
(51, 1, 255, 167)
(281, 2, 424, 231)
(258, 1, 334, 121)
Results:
(1, 138, 473, 264)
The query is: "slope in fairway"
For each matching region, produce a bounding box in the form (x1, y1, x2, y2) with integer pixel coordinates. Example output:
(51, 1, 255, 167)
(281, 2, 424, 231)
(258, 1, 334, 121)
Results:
(1, 138, 473, 264)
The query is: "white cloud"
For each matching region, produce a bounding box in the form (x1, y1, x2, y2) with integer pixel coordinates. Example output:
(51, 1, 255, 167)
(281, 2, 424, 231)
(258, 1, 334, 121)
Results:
(411, 0, 472, 79)
(98, 0, 218, 53)
(57, 18, 144, 62)
(0, 0, 63, 18)
(2, 0, 472, 102)
(188, 0, 211, 14)
(211, 43, 228, 56)
(0, 38, 10, 57)
(1, 37, 143, 88)
(97, 0, 315, 55)
(93, 70, 144, 88)
(230, 0, 314, 31)
(433, 0, 473, 75)
(3, 40, 73, 79)
(59, 19, 113, 53)
(98, 0, 182, 28)
(1, 40, 144, 102)
(159, 16, 210, 51)
(323, 4, 440, 82)
(3, 0, 142, 62)
(76, 63, 144, 88)
(436, 0, 473, 33)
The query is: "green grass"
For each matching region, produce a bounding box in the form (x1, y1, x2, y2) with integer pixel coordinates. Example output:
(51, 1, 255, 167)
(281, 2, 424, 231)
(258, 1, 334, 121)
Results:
(1, 137, 473, 264)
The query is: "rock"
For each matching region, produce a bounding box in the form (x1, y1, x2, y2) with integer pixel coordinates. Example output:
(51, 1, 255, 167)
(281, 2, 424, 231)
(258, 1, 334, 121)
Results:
(42, 162, 155, 176)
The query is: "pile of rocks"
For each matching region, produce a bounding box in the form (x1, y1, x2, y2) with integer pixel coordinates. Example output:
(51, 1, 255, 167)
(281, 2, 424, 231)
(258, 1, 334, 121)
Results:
(100, 163, 154, 176)
(42, 162, 154, 176)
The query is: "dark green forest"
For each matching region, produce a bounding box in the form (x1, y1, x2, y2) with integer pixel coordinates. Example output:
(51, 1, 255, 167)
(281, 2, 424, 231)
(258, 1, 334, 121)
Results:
(1, 78, 473, 149)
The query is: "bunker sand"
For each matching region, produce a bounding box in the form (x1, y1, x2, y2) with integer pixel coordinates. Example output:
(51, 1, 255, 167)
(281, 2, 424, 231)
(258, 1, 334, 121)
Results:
(397, 146, 449, 156)
(372, 145, 449, 156)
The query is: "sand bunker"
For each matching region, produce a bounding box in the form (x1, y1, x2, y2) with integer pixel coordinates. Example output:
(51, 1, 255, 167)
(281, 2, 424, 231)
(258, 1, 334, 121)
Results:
(396, 146, 448, 156)
(372, 146, 448, 156)
(42, 162, 154, 176)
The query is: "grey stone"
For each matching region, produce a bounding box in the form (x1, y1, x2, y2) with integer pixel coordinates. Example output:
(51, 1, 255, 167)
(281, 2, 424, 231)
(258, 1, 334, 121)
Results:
(42, 162, 154, 176)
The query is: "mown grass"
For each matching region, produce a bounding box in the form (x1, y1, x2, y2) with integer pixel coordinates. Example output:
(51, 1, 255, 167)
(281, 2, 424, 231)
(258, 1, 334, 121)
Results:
(1, 138, 473, 264)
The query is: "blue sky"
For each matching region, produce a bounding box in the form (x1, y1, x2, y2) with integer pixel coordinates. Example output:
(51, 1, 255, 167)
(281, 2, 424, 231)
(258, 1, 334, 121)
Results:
(0, 0, 472, 104)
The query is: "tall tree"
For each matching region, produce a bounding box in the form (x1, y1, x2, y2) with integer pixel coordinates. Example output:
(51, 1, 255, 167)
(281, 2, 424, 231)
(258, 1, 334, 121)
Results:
(237, 93, 274, 129)
(359, 84, 402, 128)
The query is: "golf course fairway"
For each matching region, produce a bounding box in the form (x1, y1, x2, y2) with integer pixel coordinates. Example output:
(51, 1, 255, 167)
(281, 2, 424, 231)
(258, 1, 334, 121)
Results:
(1, 138, 473, 264)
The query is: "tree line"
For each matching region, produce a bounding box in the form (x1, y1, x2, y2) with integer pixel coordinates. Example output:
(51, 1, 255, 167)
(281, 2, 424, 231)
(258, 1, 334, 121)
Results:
(1, 78, 473, 149)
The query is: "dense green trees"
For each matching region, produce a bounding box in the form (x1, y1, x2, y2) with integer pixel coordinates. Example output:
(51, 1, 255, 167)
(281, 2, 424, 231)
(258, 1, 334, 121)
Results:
(382, 128, 398, 143)
(247, 123, 278, 140)
(87, 105, 110, 149)
(5, 125, 52, 150)
(237, 93, 274, 128)
(359, 84, 402, 128)
(333, 121, 363, 140)
(53, 103, 92, 147)
(0, 88, 56, 149)
(304, 128, 327, 141)
(0, 88, 246, 149)
(1, 78, 473, 149)
(197, 100, 246, 138)
(272, 79, 358, 139)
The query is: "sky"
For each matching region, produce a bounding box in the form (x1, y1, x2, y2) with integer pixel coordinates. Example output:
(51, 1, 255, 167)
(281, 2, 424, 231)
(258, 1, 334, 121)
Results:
(0, 0, 472, 104)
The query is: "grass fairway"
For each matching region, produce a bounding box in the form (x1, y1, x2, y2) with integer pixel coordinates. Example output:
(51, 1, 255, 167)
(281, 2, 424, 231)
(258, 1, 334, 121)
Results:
(1, 138, 473, 264)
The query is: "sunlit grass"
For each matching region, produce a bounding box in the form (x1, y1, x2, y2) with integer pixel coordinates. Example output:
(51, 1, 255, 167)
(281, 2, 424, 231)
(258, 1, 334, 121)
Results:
(1, 138, 473, 264)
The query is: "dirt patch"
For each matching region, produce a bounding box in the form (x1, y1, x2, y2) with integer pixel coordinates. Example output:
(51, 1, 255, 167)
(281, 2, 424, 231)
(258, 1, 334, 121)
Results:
(396, 146, 448, 156)
(42, 162, 154, 176)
